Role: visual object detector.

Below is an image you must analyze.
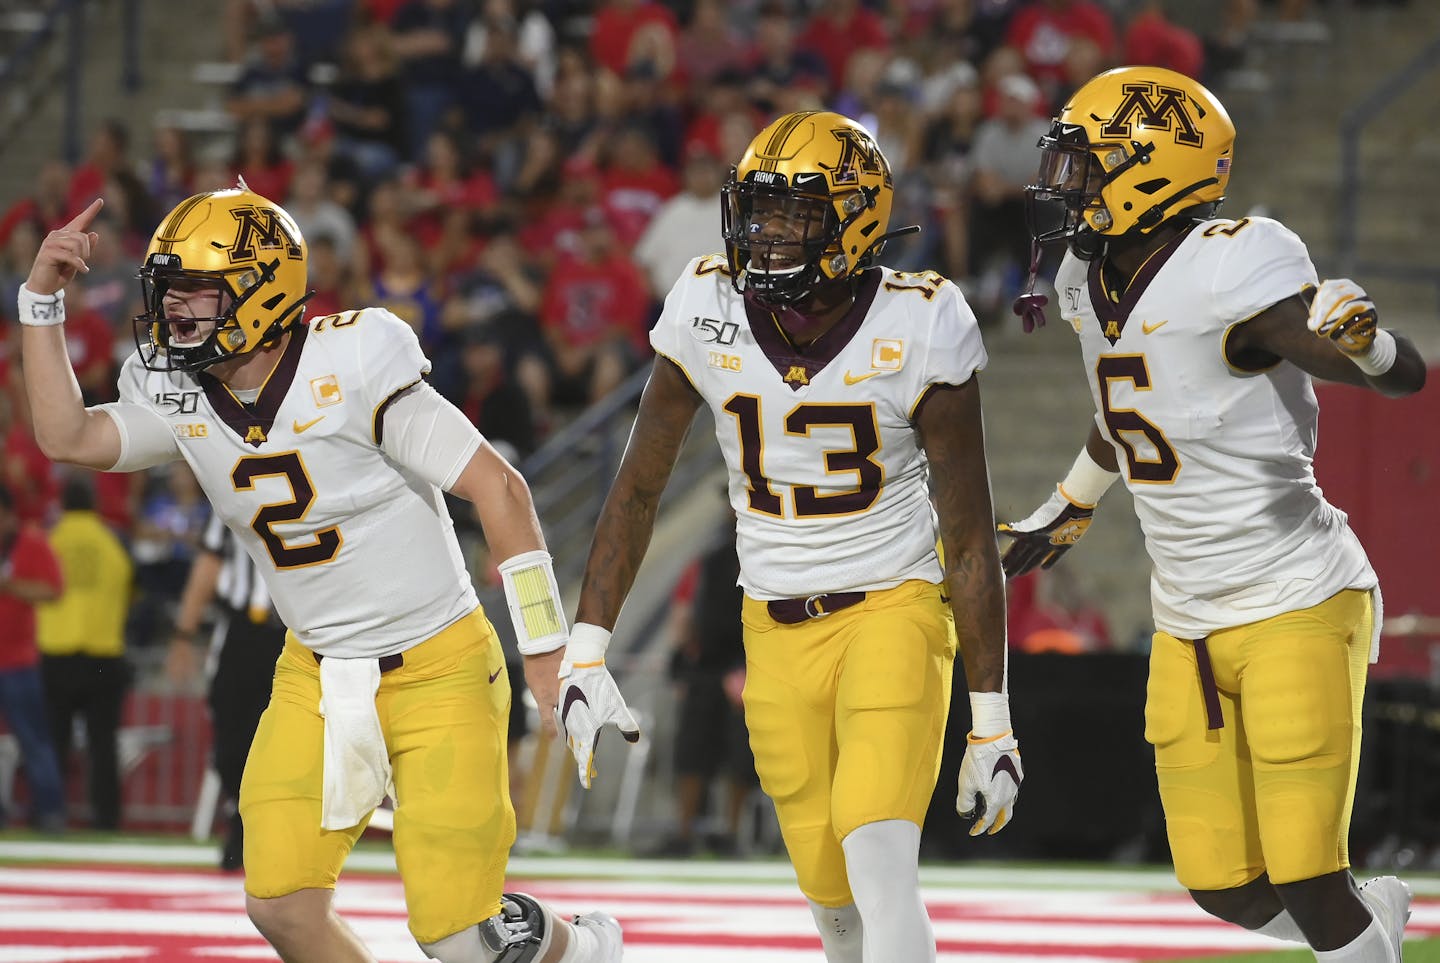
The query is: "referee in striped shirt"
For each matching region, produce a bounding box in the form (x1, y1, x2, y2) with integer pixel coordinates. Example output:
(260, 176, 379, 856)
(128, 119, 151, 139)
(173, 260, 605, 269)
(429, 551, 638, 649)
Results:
(167, 513, 286, 871)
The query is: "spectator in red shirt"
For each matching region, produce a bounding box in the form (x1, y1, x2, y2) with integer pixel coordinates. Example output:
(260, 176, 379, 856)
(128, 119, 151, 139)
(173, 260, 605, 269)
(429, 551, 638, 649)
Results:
(56, 286, 116, 407)
(66, 120, 131, 216)
(675, 0, 750, 90)
(590, 0, 679, 79)
(1005, 0, 1117, 101)
(798, 0, 890, 93)
(230, 118, 294, 210)
(519, 155, 603, 272)
(404, 129, 498, 248)
(0, 389, 58, 528)
(538, 208, 649, 411)
(1124, 1, 1205, 80)
(304, 236, 350, 323)
(599, 125, 679, 249)
(0, 160, 73, 252)
(0, 485, 66, 831)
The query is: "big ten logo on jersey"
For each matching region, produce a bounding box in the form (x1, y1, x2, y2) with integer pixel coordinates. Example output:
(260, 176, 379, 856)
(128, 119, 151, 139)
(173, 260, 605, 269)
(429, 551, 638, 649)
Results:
(153, 390, 201, 415)
(173, 423, 208, 441)
(690, 316, 739, 346)
(708, 351, 742, 372)
(871, 339, 903, 370)
(310, 374, 343, 408)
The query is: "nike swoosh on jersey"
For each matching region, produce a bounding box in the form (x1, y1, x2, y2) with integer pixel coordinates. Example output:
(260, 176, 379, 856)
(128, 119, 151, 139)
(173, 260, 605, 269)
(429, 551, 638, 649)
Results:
(560, 687, 590, 726)
(992, 755, 1021, 786)
(292, 416, 325, 433)
(843, 370, 882, 385)
(488, 667, 503, 684)
(1141, 320, 1170, 334)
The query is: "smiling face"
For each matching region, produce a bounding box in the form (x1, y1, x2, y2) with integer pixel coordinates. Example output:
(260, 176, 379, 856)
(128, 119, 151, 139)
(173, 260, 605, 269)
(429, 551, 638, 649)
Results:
(745, 190, 831, 276)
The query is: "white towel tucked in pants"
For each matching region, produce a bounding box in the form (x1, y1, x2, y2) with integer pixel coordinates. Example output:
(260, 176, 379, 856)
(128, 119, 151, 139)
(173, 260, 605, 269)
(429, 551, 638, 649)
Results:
(318, 657, 394, 831)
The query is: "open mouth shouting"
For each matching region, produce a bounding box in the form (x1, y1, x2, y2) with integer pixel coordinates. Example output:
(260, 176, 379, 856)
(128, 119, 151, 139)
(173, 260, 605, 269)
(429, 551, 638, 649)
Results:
(170, 318, 206, 345)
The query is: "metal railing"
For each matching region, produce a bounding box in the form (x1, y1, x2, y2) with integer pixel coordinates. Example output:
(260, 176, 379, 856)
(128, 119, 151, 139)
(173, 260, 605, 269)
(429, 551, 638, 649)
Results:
(520, 364, 723, 594)
(1336, 33, 1440, 305)
(0, 0, 141, 165)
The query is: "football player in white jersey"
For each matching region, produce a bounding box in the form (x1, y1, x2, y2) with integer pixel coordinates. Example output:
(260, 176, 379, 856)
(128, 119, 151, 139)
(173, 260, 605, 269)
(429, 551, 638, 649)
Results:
(16, 189, 630, 963)
(560, 110, 1019, 963)
(1002, 66, 1426, 962)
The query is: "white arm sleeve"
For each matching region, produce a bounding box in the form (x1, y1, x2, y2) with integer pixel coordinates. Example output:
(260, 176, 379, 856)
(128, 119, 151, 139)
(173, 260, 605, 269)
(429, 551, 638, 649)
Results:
(93, 401, 183, 472)
(377, 381, 484, 490)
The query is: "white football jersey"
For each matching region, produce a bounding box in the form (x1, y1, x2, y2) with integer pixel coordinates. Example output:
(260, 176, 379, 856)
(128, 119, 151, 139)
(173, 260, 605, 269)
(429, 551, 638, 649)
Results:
(105, 309, 478, 657)
(1055, 216, 1375, 638)
(651, 255, 987, 599)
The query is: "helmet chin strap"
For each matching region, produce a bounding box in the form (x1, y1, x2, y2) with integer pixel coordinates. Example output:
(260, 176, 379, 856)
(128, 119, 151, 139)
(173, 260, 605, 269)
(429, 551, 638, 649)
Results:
(1133, 178, 1220, 231)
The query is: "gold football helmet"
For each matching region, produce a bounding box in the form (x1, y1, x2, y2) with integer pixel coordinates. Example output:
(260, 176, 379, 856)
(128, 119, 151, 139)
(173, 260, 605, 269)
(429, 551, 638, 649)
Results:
(1026, 66, 1235, 256)
(135, 183, 311, 371)
(722, 110, 911, 305)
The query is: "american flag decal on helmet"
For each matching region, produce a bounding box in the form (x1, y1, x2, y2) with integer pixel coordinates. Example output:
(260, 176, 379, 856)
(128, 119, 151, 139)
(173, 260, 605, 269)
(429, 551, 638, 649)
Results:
(1215, 157, 1232, 175)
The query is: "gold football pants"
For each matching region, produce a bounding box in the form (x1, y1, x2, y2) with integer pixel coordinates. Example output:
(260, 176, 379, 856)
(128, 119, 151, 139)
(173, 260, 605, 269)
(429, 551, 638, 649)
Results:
(240, 606, 515, 943)
(741, 579, 956, 906)
(1146, 589, 1372, 890)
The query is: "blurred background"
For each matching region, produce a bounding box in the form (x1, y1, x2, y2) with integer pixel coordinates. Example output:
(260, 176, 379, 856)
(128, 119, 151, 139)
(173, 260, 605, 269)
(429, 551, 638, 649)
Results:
(0, 0, 1437, 883)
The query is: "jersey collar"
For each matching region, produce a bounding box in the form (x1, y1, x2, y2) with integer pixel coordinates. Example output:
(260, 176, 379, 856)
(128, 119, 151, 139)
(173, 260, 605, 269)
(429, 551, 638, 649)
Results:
(745, 270, 881, 391)
(1088, 224, 1195, 343)
(198, 323, 310, 447)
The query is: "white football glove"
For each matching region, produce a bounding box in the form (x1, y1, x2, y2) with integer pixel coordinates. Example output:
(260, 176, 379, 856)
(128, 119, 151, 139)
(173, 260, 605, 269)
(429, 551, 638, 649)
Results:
(956, 731, 1023, 836)
(1306, 278, 1378, 357)
(554, 625, 641, 789)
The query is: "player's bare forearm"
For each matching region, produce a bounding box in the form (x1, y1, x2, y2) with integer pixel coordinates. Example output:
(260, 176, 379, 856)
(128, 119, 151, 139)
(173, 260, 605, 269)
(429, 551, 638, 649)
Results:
(1084, 423, 1119, 472)
(945, 533, 1007, 692)
(576, 357, 701, 629)
(1228, 295, 1426, 397)
(20, 199, 122, 469)
(21, 324, 121, 469)
(916, 378, 1008, 692)
(0, 576, 62, 604)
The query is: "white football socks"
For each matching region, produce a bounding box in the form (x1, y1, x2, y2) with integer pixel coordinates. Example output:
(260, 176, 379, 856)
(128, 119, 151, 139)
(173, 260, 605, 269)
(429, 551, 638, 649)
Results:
(1312, 914, 1390, 961)
(1255, 909, 1307, 944)
(808, 899, 863, 963)
(841, 819, 936, 963)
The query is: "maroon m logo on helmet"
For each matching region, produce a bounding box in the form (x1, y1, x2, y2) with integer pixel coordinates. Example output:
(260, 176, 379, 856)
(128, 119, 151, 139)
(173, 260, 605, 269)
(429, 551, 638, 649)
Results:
(1100, 82, 1203, 148)
(228, 206, 303, 263)
(826, 128, 893, 187)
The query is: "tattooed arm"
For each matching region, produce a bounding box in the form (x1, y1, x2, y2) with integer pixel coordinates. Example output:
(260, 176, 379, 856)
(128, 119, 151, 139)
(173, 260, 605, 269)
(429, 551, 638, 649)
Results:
(575, 355, 703, 629)
(915, 376, 1007, 692)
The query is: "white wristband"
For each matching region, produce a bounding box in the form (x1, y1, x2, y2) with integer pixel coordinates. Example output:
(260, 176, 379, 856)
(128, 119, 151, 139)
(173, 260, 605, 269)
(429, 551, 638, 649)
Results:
(1353, 328, 1397, 376)
(969, 690, 1011, 739)
(565, 622, 611, 664)
(1057, 445, 1121, 508)
(17, 284, 65, 326)
(497, 549, 568, 654)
